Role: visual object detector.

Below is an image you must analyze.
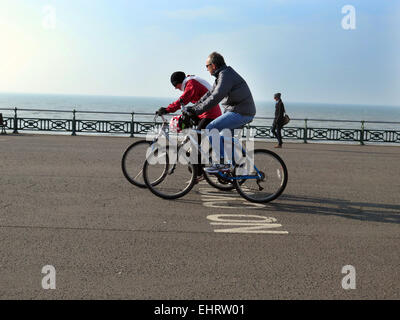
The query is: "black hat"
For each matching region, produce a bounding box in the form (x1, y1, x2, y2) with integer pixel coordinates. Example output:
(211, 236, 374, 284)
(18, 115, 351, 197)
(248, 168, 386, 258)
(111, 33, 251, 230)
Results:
(274, 93, 281, 99)
(170, 71, 186, 87)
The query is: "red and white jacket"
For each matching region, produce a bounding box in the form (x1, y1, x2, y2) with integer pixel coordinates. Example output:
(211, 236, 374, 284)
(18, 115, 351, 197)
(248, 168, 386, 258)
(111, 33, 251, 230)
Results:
(166, 75, 222, 119)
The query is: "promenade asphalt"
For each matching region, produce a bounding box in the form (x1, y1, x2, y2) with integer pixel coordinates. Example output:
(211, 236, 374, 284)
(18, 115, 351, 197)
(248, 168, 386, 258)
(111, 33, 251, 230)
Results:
(0, 133, 399, 300)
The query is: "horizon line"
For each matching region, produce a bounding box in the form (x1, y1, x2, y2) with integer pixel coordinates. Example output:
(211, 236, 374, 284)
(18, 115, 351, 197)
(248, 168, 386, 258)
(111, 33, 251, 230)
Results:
(0, 91, 399, 109)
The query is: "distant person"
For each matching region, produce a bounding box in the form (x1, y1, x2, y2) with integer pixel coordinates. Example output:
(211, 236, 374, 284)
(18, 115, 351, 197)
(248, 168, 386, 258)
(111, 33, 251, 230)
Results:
(156, 71, 222, 181)
(271, 92, 285, 148)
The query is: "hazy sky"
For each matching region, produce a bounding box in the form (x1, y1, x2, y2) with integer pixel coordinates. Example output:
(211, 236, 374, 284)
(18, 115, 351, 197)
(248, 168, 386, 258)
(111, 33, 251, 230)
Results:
(0, 0, 399, 105)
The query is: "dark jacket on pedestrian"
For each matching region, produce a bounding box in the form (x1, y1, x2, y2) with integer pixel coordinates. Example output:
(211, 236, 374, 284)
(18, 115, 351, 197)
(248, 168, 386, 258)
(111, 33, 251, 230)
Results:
(274, 99, 285, 126)
(193, 66, 256, 117)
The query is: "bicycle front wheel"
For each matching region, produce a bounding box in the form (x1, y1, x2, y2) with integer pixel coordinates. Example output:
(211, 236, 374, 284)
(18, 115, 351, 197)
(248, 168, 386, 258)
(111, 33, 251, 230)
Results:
(121, 140, 153, 188)
(233, 149, 288, 203)
(143, 146, 196, 200)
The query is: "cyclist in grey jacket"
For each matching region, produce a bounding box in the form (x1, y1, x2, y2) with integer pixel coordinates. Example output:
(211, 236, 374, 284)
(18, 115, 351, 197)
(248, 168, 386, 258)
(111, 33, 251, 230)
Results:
(186, 52, 256, 173)
(192, 63, 256, 117)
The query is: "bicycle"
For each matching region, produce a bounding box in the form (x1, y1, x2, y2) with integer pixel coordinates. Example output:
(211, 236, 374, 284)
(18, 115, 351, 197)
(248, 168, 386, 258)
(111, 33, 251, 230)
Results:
(142, 111, 288, 203)
(121, 112, 237, 191)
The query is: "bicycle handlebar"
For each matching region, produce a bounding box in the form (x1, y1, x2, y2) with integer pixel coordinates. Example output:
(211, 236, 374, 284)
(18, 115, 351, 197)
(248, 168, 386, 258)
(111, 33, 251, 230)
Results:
(153, 113, 168, 124)
(153, 101, 196, 126)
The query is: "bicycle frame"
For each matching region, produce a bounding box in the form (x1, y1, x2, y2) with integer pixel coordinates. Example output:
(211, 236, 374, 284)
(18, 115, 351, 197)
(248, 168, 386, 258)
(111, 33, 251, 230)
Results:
(180, 128, 262, 181)
(143, 109, 287, 203)
(150, 113, 262, 182)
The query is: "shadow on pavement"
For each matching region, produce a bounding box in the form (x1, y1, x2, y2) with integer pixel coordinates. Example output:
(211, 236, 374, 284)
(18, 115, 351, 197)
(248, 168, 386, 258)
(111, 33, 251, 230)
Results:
(265, 194, 400, 225)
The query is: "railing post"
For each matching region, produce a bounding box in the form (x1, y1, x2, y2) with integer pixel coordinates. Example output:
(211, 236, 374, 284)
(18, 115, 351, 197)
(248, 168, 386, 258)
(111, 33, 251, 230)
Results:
(360, 120, 365, 145)
(13, 107, 19, 134)
(303, 118, 308, 143)
(130, 112, 135, 138)
(71, 109, 76, 136)
(0, 113, 6, 135)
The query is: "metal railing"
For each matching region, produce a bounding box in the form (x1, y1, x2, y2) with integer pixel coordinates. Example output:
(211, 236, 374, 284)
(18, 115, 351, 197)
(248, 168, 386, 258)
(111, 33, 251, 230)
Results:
(0, 107, 399, 145)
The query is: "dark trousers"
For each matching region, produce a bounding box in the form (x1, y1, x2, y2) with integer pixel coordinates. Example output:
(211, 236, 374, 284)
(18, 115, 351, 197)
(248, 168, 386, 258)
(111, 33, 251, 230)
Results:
(271, 122, 283, 146)
(193, 117, 214, 176)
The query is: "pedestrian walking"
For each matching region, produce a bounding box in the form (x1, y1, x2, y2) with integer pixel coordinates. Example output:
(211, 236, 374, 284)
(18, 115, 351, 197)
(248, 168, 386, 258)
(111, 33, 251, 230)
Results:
(271, 92, 285, 148)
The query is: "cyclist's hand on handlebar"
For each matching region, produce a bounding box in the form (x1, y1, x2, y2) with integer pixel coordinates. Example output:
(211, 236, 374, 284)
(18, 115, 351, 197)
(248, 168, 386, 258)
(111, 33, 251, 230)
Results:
(183, 106, 196, 117)
(156, 107, 167, 116)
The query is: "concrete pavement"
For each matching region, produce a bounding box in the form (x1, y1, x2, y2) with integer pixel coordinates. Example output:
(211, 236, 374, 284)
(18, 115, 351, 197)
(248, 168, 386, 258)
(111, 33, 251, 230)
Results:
(0, 134, 399, 299)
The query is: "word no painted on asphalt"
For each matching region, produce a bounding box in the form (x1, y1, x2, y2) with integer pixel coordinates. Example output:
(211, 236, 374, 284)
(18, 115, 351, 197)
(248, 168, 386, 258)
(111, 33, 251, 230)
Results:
(42, 265, 56, 290)
(341, 265, 356, 290)
(207, 214, 289, 234)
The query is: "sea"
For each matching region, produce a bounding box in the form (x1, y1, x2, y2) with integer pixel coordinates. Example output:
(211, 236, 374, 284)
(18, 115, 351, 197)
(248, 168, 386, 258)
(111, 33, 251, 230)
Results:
(0, 92, 400, 131)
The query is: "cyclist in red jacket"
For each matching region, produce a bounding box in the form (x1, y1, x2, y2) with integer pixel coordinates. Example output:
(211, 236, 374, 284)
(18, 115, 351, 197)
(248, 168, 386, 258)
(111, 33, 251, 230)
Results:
(157, 71, 222, 181)
(157, 71, 221, 127)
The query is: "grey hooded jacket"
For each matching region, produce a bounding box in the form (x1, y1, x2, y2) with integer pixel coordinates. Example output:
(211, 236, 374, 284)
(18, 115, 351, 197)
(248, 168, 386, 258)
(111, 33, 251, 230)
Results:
(193, 66, 256, 117)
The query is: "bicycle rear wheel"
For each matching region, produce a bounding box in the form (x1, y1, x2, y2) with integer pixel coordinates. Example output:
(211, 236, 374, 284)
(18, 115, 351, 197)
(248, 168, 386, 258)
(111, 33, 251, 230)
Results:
(203, 170, 236, 191)
(201, 145, 244, 191)
(233, 149, 288, 203)
(198, 145, 235, 191)
(143, 146, 196, 199)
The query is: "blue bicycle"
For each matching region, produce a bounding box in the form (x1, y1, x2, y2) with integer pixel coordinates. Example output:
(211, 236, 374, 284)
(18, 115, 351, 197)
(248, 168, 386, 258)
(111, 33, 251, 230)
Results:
(142, 113, 288, 203)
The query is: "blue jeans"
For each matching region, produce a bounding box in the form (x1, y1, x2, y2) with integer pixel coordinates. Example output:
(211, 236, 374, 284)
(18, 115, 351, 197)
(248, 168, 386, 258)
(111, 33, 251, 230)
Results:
(206, 112, 254, 161)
